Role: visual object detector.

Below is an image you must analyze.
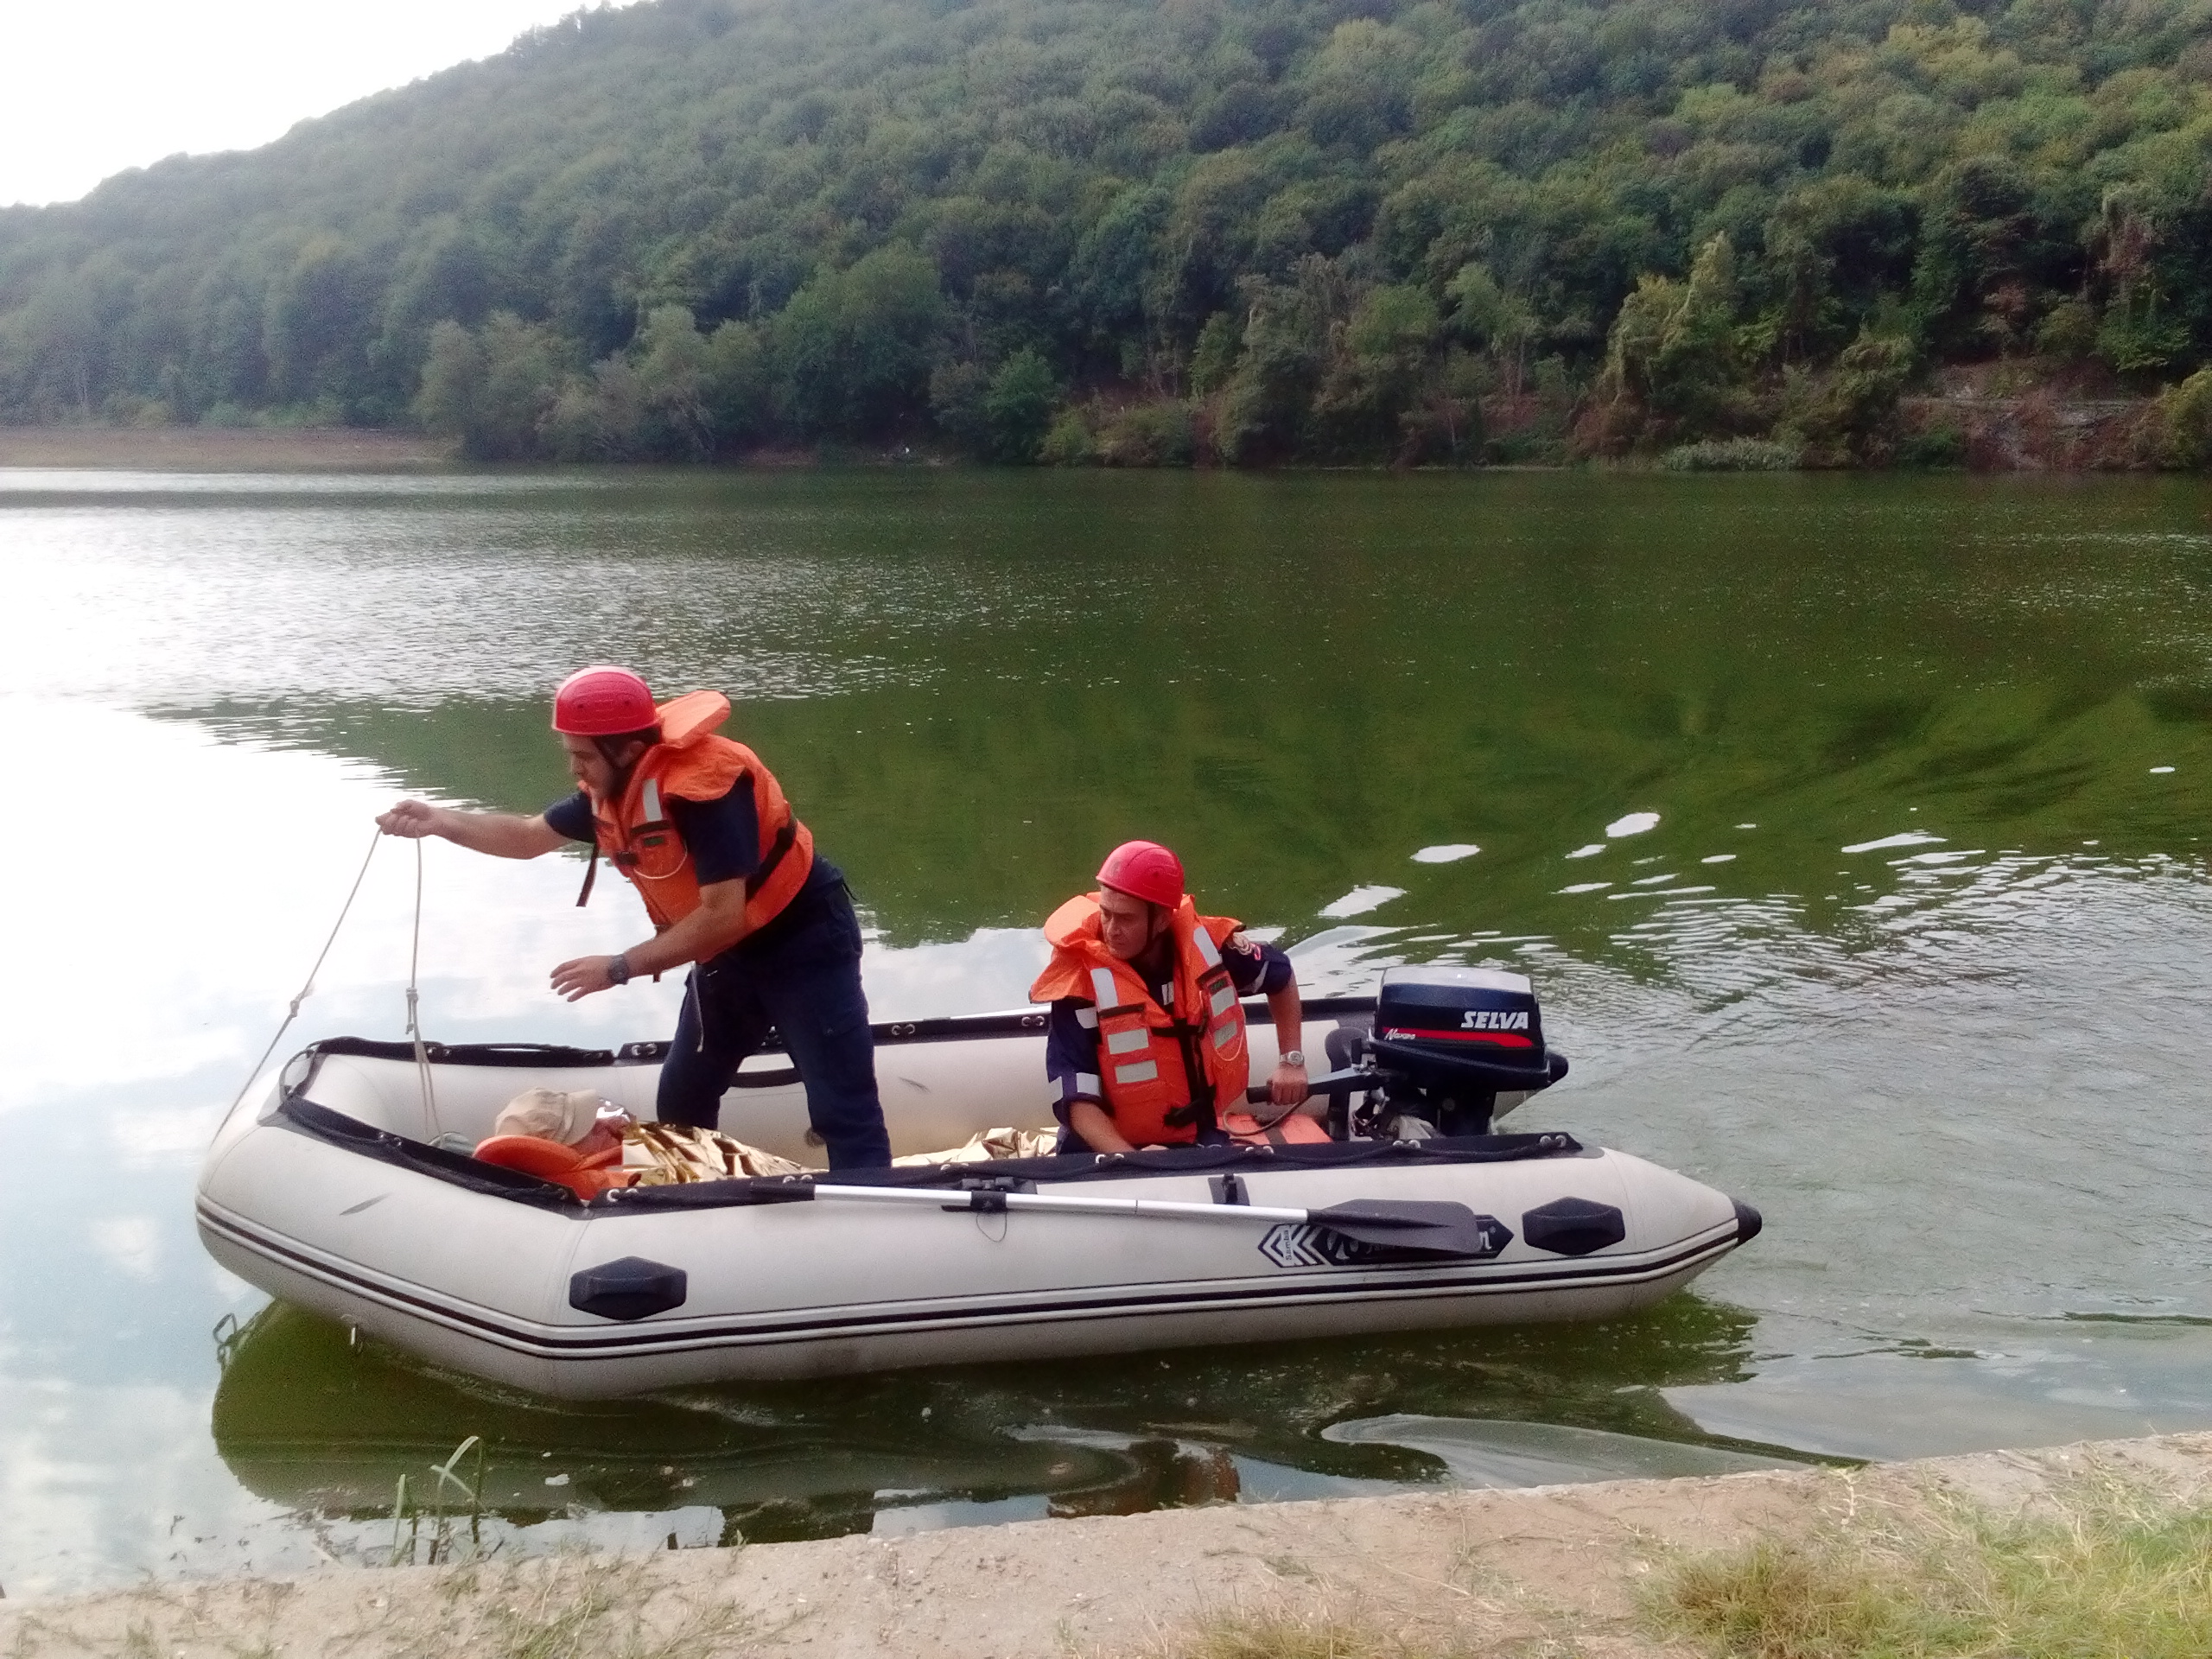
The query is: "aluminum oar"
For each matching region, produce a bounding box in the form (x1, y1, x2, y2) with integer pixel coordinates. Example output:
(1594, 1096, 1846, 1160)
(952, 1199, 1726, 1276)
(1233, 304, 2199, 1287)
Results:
(768, 1182, 1509, 1258)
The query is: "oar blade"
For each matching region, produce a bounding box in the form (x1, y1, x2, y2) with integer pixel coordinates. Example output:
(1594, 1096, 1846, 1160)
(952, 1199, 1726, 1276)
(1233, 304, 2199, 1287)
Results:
(1307, 1199, 1511, 1259)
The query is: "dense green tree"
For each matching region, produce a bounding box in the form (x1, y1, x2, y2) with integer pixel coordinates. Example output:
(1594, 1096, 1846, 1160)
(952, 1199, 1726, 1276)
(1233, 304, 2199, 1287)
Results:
(7, 0, 2212, 462)
(1602, 234, 1756, 444)
(413, 312, 565, 459)
(982, 347, 1057, 461)
(770, 242, 944, 436)
(2154, 366, 2212, 467)
(1325, 284, 1442, 438)
(699, 319, 772, 444)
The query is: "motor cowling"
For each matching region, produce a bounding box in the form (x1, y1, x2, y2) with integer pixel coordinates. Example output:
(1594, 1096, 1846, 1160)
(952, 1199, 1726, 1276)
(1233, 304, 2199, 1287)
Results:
(1363, 966, 1567, 1137)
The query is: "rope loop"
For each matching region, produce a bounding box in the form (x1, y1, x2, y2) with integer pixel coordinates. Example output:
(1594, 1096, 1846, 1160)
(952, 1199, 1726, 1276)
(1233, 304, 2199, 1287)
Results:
(224, 827, 383, 1119)
(407, 838, 442, 1136)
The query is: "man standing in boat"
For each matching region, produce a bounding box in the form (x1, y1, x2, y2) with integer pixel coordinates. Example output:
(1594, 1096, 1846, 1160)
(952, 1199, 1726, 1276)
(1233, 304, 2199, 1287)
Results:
(374, 665, 893, 1169)
(1032, 840, 1309, 1154)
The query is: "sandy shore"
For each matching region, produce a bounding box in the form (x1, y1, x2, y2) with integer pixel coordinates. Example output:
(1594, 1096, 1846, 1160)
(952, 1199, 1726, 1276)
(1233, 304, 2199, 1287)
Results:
(4, 1431, 2209, 1657)
(0, 426, 452, 470)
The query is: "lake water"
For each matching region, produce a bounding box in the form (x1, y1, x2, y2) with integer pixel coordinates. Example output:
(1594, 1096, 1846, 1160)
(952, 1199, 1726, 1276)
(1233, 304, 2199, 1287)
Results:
(3, 466, 2210, 1595)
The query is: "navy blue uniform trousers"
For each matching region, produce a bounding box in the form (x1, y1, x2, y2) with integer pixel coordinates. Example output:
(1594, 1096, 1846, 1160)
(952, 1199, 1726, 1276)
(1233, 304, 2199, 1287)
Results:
(656, 884, 893, 1169)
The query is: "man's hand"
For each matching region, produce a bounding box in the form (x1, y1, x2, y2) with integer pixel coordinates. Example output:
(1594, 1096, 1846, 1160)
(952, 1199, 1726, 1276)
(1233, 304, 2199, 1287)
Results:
(1267, 1058, 1309, 1108)
(375, 802, 567, 859)
(1067, 1098, 1135, 1154)
(551, 956, 620, 1001)
(377, 800, 446, 838)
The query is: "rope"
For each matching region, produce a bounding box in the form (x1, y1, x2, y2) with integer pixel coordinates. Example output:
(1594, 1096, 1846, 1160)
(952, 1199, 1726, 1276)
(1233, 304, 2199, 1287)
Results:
(405, 837, 442, 1137)
(224, 826, 383, 1118)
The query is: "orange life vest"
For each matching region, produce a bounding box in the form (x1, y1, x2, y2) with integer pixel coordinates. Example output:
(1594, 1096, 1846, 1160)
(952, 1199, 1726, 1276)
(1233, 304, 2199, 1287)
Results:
(474, 1135, 634, 1201)
(582, 690, 815, 937)
(1028, 893, 1251, 1146)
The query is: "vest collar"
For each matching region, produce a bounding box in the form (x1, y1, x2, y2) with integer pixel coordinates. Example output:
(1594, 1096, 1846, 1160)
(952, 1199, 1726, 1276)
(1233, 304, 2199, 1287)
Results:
(1045, 893, 1203, 976)
(653, 690, 730, 750)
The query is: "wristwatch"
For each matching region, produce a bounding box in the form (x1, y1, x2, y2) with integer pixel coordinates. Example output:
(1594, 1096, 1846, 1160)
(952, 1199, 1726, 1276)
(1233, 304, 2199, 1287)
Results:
(1280, 1049, 1305, 1067)
(607, 952, 632, 986)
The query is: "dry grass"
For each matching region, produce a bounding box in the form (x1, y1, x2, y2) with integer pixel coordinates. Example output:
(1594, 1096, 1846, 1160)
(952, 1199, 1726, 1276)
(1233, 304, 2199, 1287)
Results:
(378, 1556, 762, 1659)
(0, 1556, 762, 1659)
(1166, 1607, 1465, 1659)
(1154, 1599, 1589, 1659)
(1646, 1472, 2212, 1659)
(1154, 1470, 2212, 1659)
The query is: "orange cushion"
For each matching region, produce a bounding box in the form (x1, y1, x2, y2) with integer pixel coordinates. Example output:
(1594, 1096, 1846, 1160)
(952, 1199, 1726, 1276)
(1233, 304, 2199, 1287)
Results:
(474, 1135, 629, 1198)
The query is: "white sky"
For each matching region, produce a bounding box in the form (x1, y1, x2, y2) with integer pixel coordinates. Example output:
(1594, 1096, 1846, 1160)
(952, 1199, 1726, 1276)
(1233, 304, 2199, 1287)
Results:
(1, 1, 624, 208)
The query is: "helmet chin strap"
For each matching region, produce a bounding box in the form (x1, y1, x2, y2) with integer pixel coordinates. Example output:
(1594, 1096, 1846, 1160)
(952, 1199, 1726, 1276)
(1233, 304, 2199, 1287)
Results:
(594, 734, 652, 795)
(575, 735, 651, 909)
(1133, 907, 1175, 973)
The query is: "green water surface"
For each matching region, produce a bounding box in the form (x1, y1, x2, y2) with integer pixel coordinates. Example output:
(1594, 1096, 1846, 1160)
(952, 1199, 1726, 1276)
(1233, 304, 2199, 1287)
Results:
(3, 467, 2209, 1592)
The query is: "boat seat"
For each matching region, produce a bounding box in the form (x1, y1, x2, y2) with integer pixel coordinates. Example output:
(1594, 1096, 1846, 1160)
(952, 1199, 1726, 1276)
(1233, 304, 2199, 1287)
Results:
(474, 1135, 632, 1201)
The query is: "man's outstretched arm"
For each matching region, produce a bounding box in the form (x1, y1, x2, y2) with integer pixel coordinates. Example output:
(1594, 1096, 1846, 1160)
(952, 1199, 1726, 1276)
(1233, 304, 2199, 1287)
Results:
(377, 800, 568, 859)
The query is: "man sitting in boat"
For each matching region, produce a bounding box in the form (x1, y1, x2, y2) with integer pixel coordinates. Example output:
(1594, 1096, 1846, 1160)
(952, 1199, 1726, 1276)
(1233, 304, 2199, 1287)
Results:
(374, 665, 893, 1168)
(1030, 840, 1311, 1154)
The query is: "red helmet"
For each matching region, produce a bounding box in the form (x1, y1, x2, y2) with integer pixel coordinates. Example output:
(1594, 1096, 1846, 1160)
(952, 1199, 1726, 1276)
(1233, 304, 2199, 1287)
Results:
(552, 665, 658, 735)
(1096, 840, 1185, 909)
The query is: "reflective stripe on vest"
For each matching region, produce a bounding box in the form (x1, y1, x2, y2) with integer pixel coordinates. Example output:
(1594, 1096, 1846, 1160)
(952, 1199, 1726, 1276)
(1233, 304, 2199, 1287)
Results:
(1091, 964, 1161, 1088)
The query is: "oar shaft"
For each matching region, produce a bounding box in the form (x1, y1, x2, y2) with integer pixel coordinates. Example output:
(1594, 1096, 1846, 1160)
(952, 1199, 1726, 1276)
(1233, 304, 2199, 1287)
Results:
(792, 1184, 1493, 1256)
(807, 1184, 1309, 1225)
(1055, 1196, 1310, 1224)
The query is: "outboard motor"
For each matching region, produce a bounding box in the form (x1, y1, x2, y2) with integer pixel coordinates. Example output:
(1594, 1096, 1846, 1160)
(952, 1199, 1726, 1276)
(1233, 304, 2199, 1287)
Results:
(1334, 966, 1569, 1139)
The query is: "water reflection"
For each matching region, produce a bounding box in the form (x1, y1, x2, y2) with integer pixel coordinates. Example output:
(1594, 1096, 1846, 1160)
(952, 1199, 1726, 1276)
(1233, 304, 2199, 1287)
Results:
(1320, 1415, 1797, 1484)
(210, 1293, 1769, 1554)
(16, 470, 2212, 944)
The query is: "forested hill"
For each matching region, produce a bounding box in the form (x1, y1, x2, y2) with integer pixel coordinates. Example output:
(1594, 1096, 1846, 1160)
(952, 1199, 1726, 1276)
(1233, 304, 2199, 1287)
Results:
(6, 0, 2212, 467)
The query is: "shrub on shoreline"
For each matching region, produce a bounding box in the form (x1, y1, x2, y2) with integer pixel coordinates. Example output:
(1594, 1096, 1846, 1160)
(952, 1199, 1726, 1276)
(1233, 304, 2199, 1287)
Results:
(1657, 438, 1803, 473)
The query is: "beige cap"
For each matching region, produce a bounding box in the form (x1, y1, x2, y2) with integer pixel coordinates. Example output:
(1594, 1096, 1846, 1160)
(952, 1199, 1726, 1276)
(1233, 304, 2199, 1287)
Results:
(493, 1087, 605, 1147)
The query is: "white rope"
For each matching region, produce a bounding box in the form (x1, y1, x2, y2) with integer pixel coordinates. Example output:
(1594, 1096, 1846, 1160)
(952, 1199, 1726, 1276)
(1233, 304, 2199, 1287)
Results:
(224, 827, 383, 1118)
(405, 837, 442, 1137)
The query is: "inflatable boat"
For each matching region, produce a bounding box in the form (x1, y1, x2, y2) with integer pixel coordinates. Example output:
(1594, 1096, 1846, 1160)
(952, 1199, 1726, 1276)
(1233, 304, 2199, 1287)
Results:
(195, 968, 1760, 1398)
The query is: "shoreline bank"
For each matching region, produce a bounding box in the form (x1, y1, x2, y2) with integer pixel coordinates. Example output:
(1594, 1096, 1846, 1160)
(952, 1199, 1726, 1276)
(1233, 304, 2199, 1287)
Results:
(2, 396, 2194, 476)
(0, 427, 451, 470)
(6, 1431, 2208, 1656)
